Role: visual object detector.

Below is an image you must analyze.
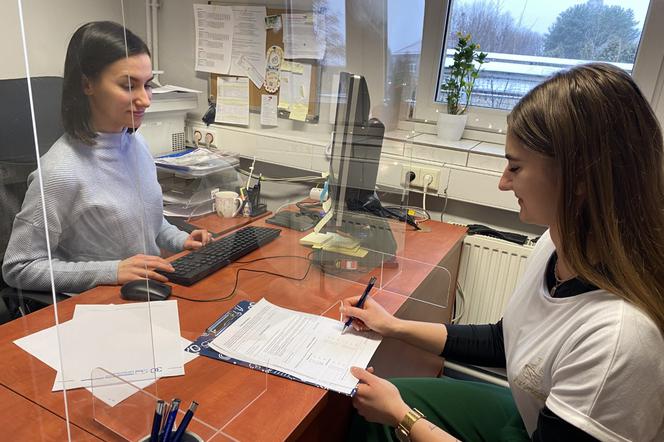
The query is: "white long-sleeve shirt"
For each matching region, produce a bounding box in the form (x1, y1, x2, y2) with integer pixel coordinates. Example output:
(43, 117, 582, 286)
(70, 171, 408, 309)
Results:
(2, 130, 188, 292)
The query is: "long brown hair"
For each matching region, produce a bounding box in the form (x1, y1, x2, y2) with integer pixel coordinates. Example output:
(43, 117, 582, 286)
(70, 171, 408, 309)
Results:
(508, 63, 664, 335)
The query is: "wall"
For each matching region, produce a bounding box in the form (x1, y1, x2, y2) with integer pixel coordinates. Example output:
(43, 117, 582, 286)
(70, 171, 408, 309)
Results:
(0, 0, 130, 80)
(155, 0, 390, 132)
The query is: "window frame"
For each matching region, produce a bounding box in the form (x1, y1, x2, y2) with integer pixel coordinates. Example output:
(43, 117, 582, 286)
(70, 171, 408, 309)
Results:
(411, 0, 664, 139)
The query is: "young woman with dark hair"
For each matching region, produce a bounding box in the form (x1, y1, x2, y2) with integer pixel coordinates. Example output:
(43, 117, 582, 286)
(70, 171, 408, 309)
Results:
(2, 21, 210, 293)
(343, 63, 664, 441)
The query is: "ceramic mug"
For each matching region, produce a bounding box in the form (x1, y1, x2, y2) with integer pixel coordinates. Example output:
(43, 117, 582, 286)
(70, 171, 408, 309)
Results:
(215, 191, 243, 218)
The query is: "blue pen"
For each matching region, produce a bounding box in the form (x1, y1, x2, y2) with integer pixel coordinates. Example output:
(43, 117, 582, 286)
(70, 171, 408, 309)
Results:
(341, 276, 377, 334)
(171, 401, 199, 442)
(150, 400, 165, 442)
(160, 398, 180, 442)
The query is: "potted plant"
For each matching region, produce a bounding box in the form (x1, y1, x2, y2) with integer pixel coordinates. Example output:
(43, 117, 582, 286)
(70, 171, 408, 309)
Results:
(437, 32, 487, 141)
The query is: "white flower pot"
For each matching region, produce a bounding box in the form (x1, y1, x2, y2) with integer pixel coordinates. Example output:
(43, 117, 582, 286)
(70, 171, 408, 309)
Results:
(437, 113, 468, 141)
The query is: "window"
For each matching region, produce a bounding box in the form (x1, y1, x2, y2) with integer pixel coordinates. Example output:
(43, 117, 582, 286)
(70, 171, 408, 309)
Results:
(387, 0, 425, 119)
(411, 0, 663, 136)
(437, 0, 652, 111)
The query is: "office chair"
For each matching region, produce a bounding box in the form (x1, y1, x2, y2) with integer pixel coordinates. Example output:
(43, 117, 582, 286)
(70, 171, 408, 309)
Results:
(0, 76, 68, 324)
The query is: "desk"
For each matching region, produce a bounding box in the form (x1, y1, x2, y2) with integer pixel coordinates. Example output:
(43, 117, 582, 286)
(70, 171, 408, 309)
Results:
(0, 216, 465, 441)
(0, 385, 100, 440)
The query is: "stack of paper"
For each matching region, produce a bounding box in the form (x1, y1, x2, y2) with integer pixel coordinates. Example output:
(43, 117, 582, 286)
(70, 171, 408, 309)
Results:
(154, 148, 239, 177)
(14, 301, 196, 406)
(209, 299, 381, 395)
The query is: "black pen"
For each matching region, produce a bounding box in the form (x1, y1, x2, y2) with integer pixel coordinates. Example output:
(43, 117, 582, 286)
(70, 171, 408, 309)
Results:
(149, 400, 165, 442)
(341, 276, 377, 334)
(171, 401, 199, 442)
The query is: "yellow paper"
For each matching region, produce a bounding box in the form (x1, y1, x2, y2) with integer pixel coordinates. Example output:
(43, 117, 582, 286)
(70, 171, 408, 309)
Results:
(299, 232, 332, 247)
(291, 62, 304, 74)
(281, 60, 293, 72)
(289, 103, 308, 121)
(322, 244, 369, 258)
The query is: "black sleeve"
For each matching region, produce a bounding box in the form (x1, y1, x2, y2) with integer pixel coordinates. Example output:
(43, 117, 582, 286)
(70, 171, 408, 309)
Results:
(441, 319, 506, 367)
(531, 407, 598, 441)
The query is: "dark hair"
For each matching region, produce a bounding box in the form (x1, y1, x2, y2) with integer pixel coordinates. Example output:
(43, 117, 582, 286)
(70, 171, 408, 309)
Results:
(508, 63, 664, 335)
(61, 21, 150, 145)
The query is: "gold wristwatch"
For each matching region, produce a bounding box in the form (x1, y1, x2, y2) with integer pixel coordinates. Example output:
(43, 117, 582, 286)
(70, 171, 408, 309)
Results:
(395, 407, 425, 442)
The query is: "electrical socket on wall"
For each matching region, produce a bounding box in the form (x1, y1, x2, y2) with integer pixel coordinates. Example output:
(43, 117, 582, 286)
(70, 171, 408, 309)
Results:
(401, 166, 441, 193)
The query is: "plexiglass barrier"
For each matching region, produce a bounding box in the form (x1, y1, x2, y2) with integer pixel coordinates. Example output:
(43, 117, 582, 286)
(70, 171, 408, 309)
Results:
(4, 0, 459, 440)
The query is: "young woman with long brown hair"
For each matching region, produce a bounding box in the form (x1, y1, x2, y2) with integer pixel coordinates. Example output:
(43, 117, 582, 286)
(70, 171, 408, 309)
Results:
(343, 63, 664, 441)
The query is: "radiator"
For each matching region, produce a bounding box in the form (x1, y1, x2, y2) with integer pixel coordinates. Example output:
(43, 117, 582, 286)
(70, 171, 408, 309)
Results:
(456, 234, 533, 324)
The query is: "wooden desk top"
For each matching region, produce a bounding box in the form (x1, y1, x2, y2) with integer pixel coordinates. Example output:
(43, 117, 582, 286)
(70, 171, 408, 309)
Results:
(0, 217, 466, 441)
(187, 211, 271, 237)
(1, 385, 100, 441)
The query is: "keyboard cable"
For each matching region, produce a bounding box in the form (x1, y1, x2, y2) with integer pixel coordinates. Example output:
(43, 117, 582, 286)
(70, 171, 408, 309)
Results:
(171, 253, 315, 303)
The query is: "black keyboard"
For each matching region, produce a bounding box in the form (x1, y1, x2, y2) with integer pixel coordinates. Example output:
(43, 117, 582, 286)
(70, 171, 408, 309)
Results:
(160, 226, 281, 286)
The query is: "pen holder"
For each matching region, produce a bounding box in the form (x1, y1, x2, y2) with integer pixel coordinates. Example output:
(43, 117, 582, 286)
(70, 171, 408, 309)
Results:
(90, 368, 217, 441)
(138, 431, 202, 442)
(245, 186, 267, 217)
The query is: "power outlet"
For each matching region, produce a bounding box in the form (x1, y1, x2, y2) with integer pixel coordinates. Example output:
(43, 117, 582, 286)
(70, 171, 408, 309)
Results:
(419, 167, 441, 193)
(401, 166, 440, 193)
(401, 166, 419, 188)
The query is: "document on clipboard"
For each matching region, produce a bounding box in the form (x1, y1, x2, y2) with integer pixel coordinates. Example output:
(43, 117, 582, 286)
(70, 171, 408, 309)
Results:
(185, 299, 382, 395)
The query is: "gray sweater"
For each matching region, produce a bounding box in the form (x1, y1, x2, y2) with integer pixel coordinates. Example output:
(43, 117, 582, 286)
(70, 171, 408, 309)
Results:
(2, 130, 188, 292)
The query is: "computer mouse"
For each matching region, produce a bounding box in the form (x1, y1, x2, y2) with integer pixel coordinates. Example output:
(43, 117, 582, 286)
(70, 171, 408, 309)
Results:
(120, 280, 172, 301)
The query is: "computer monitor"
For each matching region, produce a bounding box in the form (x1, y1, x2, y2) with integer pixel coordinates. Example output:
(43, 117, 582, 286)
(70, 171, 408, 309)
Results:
(323, 72, 397, 267)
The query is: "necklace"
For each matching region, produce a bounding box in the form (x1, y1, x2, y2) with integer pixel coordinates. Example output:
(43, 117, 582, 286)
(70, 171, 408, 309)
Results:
(551, 258, 572, 296)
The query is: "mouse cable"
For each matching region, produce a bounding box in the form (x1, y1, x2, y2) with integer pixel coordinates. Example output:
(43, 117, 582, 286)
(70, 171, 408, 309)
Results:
(171, 253, 314, 303)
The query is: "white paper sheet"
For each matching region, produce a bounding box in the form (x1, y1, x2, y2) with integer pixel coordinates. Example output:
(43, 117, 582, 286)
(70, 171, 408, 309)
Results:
(260, 94, 278, 126)
(282, 13, 326, 60)
(194, 4, 234, 74)
(12, 301, 197, 407)
(237, 55, 265, 89)
(53, 301, 184, 390)
(229, 5, 267, 79)
(209, 299, 381, 395)
(215, 77, 250, 126)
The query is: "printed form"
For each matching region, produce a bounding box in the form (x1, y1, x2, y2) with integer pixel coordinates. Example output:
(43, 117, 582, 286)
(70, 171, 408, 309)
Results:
(210, 298, 382, 395)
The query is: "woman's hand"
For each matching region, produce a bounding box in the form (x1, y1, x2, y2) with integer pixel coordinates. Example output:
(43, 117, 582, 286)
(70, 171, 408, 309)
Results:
(351, 366, 410, 427)
(340, 295, 399, 336)
(183, 229, 212, 250)
(117, 254, 175, 284)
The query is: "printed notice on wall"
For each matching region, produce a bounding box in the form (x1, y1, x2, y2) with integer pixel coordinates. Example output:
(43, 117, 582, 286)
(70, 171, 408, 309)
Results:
(261, 95, 278, 126)
(215, 77, 249, 126)
(282, 13, 326, 60)
(194, 4, 234, 74)
(229, 5, 267, 79)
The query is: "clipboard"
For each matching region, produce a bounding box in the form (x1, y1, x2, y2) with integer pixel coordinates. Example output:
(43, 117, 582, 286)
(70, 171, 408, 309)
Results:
(184, 300, 357, 396)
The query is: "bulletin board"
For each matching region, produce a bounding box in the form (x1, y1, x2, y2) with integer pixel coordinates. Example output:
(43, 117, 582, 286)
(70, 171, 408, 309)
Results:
(208, 5, 322, 123)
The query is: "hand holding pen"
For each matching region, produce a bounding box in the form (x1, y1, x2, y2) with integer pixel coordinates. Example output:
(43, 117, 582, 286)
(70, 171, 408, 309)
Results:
(341, 276, 377, 334)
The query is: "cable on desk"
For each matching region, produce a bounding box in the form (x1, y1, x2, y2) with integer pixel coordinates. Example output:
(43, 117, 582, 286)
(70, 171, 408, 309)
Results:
(382, 204, 431, 224)
(171, 253, 315, 303)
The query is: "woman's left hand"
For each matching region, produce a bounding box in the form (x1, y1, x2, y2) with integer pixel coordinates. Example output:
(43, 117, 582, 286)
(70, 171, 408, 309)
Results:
(350, 366, 411, 427)
(183, 229, 212, 250)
